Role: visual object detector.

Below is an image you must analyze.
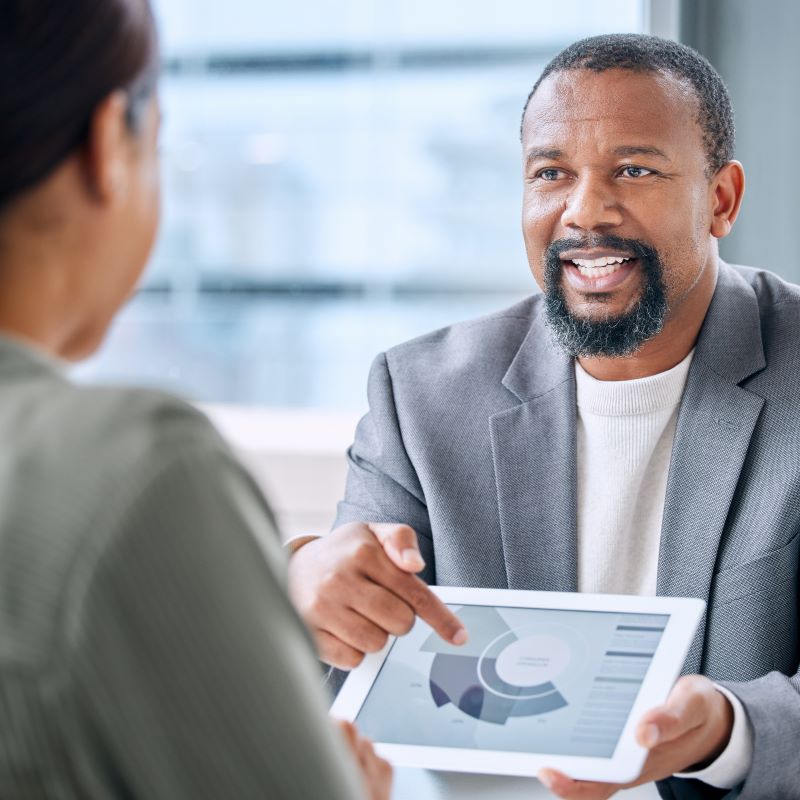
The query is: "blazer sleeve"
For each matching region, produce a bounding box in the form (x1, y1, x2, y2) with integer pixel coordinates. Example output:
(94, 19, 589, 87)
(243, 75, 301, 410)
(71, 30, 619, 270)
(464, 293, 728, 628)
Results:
(335, 351, 435, 583)
(718, 671, 800, 799)
(656, 666, 800, 799)
(64, 436, 366, 800)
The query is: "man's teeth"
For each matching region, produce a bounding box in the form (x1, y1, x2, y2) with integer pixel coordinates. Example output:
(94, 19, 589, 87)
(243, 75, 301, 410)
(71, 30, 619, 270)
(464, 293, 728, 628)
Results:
(570, 255, 632, 277)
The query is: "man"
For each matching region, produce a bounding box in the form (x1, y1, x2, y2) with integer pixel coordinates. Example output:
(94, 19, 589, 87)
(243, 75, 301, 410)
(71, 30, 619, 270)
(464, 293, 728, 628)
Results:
(288, 34, 800, 799)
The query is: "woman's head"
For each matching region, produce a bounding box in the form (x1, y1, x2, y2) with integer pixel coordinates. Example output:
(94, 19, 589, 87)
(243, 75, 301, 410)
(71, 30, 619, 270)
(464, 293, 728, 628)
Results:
(0, 0, 161, 359)
(0, 0, 159, 210)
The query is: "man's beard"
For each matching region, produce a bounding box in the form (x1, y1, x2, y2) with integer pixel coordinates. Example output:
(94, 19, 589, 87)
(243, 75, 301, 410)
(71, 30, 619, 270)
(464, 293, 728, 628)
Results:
(542, 235, 669, 358)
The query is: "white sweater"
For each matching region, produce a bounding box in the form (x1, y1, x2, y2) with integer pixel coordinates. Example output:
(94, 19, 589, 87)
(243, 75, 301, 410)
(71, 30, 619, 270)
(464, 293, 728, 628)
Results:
(574, 350, 750, 789)
(575, 351, 693, 596)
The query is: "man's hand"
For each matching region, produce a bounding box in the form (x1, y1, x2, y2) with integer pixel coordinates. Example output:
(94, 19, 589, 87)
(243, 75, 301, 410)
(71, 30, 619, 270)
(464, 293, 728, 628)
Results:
(287, 522, 467, 669)
(335, 720, 393, 800)
(538, 675, 735, 799)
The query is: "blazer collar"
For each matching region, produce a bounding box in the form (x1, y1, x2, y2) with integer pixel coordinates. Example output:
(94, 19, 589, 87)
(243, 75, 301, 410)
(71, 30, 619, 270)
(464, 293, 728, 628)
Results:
(693, 261, 766, 385)
(656, 263, 767, 673)
(492, 297, 578, 592)
(501, 298, 572, 402)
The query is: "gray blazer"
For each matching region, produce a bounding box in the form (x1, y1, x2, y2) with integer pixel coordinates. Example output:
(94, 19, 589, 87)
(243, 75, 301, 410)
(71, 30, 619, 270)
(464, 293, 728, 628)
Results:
(0, 337, 364, 799)
(336, 262, 800, 800)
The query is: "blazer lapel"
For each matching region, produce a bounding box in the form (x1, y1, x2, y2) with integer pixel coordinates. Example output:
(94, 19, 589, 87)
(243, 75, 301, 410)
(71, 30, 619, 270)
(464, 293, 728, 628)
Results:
(490, 305, 578, 592)
(657, 264, 766, 674)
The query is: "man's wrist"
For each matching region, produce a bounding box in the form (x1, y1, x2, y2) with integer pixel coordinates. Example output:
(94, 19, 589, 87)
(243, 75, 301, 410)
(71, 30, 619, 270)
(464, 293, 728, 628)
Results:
(674, 684, 753, 789)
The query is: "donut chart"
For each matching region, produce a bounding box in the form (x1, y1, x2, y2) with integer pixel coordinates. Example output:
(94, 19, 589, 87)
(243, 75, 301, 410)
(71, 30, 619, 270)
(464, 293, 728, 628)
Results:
(422, 607, 579, 725)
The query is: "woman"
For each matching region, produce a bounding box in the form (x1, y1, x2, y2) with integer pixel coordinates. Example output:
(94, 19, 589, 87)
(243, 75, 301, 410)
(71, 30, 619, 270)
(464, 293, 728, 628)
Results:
(0, 1, 390, 798)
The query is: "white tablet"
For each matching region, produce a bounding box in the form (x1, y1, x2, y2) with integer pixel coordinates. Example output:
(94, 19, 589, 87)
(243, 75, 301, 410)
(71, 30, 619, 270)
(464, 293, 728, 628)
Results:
(331, 588, 705, 783)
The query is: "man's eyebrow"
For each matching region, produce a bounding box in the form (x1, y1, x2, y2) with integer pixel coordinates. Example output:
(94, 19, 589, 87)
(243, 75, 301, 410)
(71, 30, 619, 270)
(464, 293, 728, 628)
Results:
(524, 147, 565, 165)
(524, 145, 671, 167)
(613, 145, 670, 161)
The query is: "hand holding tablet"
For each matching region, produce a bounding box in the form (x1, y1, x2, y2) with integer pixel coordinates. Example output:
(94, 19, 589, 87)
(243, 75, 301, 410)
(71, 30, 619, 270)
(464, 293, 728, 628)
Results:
(538, 674, 735, 798)
(332, 588, 706, 784)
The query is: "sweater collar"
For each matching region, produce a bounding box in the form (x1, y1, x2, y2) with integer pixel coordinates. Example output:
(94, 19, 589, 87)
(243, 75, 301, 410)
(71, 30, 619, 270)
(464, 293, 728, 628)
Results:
(574, 349, 694, 416)
(0, 333, 65, 377)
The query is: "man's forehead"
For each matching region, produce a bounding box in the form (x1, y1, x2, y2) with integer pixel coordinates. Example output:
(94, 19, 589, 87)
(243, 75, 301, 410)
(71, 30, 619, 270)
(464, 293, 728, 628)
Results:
(522, 67, 700, 142)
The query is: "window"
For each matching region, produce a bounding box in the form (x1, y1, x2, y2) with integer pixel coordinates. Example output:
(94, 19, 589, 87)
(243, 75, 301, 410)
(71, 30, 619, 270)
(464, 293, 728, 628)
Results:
(77, 0, 646, 409)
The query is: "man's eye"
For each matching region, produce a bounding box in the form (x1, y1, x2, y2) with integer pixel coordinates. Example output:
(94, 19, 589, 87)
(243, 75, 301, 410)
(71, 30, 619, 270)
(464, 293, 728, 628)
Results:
(537, 168, 564, 182)
(620, 165, 654, 178)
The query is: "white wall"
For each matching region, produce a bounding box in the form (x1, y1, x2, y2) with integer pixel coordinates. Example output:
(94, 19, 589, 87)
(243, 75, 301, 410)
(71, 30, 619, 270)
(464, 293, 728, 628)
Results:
(201, 404, 361, 541)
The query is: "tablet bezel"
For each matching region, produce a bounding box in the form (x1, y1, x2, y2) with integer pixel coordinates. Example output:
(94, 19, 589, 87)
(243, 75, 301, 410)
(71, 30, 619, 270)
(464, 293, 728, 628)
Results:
(331, 588, 705, 783)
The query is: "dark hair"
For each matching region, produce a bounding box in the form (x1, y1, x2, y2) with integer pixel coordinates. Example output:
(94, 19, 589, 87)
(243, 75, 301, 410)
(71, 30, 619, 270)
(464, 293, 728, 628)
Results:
(0, 0, 159, 210)
(521, 34, 734, 177)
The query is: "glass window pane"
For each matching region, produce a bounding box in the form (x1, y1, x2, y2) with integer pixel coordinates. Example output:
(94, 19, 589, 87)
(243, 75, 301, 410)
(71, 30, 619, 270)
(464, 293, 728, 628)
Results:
(77, 1, 646, 409)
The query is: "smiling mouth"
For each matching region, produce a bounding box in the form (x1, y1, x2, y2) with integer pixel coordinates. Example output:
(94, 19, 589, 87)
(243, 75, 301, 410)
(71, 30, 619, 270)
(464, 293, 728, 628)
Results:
(565, 255, 635, 278)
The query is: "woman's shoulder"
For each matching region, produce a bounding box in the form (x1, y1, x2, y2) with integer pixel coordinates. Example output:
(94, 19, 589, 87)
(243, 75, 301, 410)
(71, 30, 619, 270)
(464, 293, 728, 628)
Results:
(0, 381, 243, 671)
(50, 381, 226, 470)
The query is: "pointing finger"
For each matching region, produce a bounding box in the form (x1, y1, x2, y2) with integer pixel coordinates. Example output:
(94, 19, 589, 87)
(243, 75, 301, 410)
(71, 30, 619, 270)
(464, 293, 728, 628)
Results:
(387, 572, 467, 646)
(361, 523, 467, 646)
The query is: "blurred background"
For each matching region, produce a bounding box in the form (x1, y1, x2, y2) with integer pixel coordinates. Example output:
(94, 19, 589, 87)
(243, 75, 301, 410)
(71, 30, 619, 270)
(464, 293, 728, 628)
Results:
(73, 0, 797, 535)
(75, 0, 648, 408)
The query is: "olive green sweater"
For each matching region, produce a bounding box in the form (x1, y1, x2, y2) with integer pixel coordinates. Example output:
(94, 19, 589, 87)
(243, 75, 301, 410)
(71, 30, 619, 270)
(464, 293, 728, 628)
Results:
(0, 334, 364, 799)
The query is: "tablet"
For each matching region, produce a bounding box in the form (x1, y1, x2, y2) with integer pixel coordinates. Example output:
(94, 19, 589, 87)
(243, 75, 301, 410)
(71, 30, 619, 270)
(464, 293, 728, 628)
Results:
(331, 588, 705, 783)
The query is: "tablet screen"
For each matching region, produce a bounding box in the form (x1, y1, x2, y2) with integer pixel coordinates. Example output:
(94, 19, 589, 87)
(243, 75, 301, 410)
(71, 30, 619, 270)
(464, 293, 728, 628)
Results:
(355, 604, 669, 758)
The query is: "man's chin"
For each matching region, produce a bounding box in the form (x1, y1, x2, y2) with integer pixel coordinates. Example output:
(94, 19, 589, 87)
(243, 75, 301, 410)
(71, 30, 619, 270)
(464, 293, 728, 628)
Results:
(544, 294, 666, 359)
(563, 297, 639, 323)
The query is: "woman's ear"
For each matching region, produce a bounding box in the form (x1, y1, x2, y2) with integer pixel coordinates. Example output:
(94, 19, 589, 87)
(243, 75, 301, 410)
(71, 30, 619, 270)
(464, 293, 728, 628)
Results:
(710, 160, 745, 239)
(81, 91, 131, 206)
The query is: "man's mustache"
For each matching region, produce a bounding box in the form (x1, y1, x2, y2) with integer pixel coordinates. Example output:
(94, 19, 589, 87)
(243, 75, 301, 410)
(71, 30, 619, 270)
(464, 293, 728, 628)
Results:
(545, 235, 659, 265)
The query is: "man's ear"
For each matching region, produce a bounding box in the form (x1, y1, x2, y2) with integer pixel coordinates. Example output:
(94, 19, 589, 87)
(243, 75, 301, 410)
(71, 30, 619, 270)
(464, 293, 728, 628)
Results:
(710, 160, 745, 239)
(80, 91, 130, 206)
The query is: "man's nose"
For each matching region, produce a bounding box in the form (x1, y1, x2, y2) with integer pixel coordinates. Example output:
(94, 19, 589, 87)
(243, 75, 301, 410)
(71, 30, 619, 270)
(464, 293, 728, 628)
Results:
(560, 176, 623, 232)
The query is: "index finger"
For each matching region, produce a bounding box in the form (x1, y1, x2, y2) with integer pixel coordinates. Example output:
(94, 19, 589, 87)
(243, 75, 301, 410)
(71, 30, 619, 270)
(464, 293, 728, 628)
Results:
(385, 571, 467, 646)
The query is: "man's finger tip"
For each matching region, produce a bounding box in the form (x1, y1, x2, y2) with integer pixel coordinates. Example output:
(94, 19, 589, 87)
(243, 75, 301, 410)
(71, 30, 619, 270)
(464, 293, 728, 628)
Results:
(638, 722, 661, 749)
(451, 627, 468, 645)
(538, 768, 574, 796)
(538, 769, 556, 790)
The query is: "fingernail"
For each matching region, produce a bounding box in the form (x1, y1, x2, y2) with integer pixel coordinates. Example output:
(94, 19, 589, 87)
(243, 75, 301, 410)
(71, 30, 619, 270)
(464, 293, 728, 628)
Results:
(538, 771, 555, 790)
(452, 628, 468, 645)
(401, 549, 424, 568)
(642, 723, 660, 748)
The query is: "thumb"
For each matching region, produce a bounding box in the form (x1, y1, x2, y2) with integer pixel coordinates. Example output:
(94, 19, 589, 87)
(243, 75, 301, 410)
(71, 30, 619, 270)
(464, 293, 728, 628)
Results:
(636, 676, 709, 749)
(369, 523, 425, 573)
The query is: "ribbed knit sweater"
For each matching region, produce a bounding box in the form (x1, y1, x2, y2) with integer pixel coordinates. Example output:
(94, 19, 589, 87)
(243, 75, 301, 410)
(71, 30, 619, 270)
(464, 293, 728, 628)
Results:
(575, 350, 694, 596)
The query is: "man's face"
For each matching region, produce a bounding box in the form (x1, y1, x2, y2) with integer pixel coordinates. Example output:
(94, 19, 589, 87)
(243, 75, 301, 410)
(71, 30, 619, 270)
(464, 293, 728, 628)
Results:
(521, 68, 716, 357)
